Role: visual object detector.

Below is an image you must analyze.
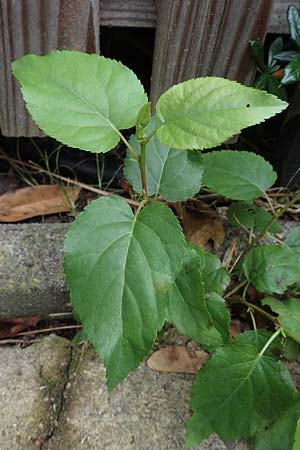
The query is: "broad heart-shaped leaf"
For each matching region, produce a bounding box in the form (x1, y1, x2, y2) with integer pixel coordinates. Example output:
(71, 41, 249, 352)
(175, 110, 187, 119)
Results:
(262, 298, 300, 343)
(252, 397, 300, 450)
(166, 246, 223, 350)
(124, 135, 203, 202)
(202, 151, 277, 200)
(286, 227, 300, 254)
(243, 245, 300, 294)
(227, 201, 280, 233)
(64, 197, 185, 390)
(12, 51, 147, 153)
(186, 344, 295, 447)
(155, 77, 287, 150)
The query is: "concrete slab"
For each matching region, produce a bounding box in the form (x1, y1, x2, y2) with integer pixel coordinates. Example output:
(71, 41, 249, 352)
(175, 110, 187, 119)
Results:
(46, 343, 248, 450)
(0, 224, 70, 317)
(0, 335, 71, 450)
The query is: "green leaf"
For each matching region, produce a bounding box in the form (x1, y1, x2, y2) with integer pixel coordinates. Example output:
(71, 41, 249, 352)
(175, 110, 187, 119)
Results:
(234, 330, 278, 355)
(12, 51, 147, 153)
(281, 55, 300, 85)
(293, 417, 300, 450)
(227, 201, 280, 232)
(286, 228, 300, 254)
(268, 37, 284, 68)
(202, 151, 277, 200)
(197, 248, 230, 295)
(254, 73, 286, 100)
(155, 77, 287, 150)
(288, 5, 300, 46)
(166, 246, 223, 350)
(136, 102, 151, 140)
(243, 245, 300, 294)
(275, 50, 300, 62)
(124, 134, 203, 202)
(252, 397, 300, 450)
(249, 40, 267, 72)
(64, 197, 185, 390)
(186, 344, 295, 447)
(206, 293, 231, 344)
(234, 329, 300, 361)
(263, 297, 300, 343)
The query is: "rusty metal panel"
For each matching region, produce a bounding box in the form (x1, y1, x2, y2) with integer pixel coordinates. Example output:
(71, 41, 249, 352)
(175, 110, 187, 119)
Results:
(150, 0, 274, 106)
(269, 0, 300, 34)
(100, 0, 156, 28)
(0, 0, 100, 137)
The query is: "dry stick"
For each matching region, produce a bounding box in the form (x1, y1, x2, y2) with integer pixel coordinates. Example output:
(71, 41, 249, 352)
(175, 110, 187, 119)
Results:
(236, 192, 300, 264)
(0, 154, 140, 207)
(14, 324, 82, 337)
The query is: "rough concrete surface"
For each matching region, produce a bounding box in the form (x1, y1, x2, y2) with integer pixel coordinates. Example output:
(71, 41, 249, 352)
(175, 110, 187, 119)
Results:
(0, 336, 250, 450)
(0, 220, 299, 318)
(0, 335, 71, 450)
(0, 224, 70, 317)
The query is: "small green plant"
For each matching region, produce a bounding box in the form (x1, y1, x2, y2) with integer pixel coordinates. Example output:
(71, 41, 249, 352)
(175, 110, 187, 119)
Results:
(12, 51, 300, 449)
(250, 5, 300, 99)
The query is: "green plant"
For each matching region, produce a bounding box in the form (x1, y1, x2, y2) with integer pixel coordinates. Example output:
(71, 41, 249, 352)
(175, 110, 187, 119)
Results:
(250, 5, 300, 99)
(12, 51, 300, 449)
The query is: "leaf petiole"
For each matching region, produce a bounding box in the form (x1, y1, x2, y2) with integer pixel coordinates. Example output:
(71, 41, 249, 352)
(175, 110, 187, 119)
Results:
(259, 327, 283, 357)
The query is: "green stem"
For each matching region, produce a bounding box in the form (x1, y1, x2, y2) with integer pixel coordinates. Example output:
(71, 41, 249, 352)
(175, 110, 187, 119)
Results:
(140, 141, 147, 197)
(238, 192, 300, 261)
(117, 131, 139, 160)
(259, 327, 282, 357)
(241, 298, 279, 325)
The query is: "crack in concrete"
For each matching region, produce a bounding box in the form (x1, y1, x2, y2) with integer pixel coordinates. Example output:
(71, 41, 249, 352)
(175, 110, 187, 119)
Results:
(40, 343, 74, 450)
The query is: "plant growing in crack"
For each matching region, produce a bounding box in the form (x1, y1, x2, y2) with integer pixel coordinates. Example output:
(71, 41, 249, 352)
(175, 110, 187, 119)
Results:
(13, 51, 300, 449)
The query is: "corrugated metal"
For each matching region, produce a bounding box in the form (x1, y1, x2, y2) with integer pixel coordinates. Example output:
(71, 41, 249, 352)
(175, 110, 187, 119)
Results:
(100, 0, 156, 28)
(150, 0, 273, 105)
(0, 0, 100, 137)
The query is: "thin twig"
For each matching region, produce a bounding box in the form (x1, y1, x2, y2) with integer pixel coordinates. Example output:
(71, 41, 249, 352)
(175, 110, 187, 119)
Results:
(14, 324, 82, 337)
(0, 153, 140, 207)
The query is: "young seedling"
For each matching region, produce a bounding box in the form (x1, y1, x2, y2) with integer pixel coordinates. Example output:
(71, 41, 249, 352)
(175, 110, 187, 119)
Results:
(12, 51, 300, 449)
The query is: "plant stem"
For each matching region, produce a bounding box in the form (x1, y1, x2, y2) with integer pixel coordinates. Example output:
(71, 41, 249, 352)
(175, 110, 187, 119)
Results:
(241, 298, 279, 325)
(116, 131, 139, 160)
(259, 327, 282, 357)
(224, 279, 248, 299)
(237, 192, 300, 261)
(139, 141, 147, 197)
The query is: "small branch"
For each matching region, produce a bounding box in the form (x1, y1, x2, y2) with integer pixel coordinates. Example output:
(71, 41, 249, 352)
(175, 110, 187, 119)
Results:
(14, 324, 82, 337)
(139, 141, 147, 197)
(241, 298, 279, 325)
(0, 153, 140, 207)
(237, 192, 300, 261)
(224, 279, 248, 299)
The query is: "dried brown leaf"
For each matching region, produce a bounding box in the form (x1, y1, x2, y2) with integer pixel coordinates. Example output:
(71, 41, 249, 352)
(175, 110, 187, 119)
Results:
(174, 199, 225, 249)
(0, 316, 41, 338)
(0, 184, 80, 222)
(147, 346, 209, 374)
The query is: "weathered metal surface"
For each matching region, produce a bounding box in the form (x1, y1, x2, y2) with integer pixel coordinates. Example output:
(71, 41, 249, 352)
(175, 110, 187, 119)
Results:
(100, 0, 156, 28)
(0, 0, 100, 137)
(269, 0, 300, 34)
(150, 0, 274, 105)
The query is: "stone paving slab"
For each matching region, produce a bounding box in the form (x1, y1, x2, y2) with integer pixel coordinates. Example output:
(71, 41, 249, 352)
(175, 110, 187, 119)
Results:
(0, 335, 71, 450)
(0, 224, 70, 317)
(0, 335, 249, 450)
